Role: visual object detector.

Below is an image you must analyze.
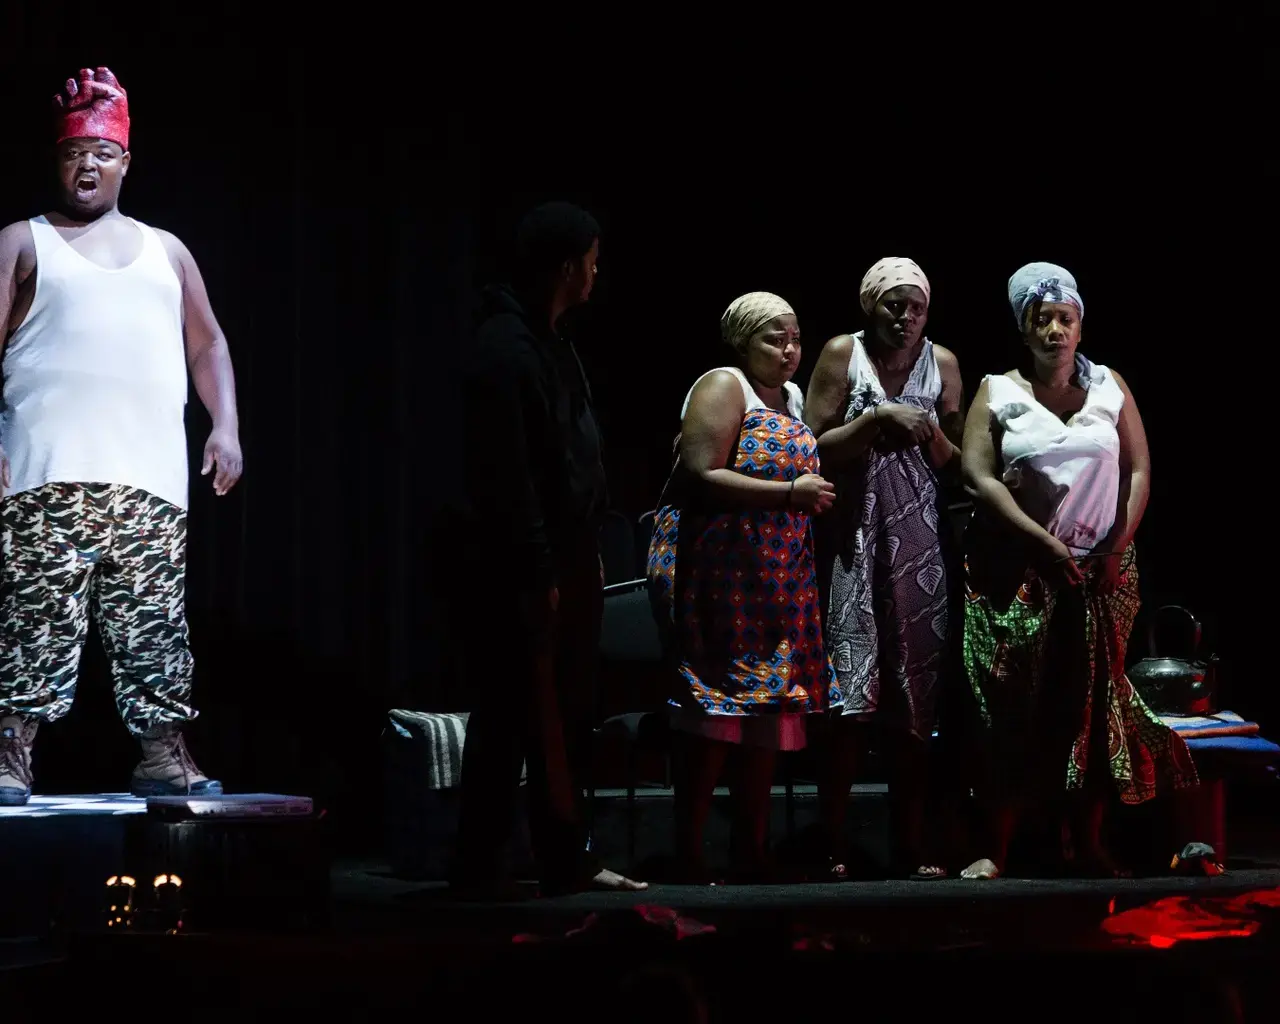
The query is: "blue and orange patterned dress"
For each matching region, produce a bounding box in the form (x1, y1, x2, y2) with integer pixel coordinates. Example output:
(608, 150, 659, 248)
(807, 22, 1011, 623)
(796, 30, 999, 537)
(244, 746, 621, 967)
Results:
(647, 368, 838, 748)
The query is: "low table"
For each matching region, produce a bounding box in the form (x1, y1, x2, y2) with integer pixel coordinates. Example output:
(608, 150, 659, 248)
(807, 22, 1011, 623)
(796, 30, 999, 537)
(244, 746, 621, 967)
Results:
(1166, 714, 1280, 864)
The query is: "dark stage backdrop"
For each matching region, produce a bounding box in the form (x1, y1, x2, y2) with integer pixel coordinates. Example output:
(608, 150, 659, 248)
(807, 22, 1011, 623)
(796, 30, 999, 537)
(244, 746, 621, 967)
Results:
(0, 36, 1251, 851)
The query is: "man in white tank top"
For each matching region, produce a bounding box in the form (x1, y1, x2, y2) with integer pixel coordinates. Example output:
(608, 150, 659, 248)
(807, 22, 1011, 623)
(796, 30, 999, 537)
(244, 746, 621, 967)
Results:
(0, 68, 242, 806)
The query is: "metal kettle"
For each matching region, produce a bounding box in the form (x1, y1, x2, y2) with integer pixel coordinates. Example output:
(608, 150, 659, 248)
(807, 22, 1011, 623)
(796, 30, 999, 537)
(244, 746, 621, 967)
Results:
(1128, 605, 1217, 716)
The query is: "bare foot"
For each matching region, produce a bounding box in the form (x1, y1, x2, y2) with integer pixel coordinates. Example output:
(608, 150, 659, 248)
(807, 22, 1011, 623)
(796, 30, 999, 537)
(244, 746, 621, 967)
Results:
(912, 865, 948, 880)
(960, 858, 1000, 880)
(590, 868, 648, 892)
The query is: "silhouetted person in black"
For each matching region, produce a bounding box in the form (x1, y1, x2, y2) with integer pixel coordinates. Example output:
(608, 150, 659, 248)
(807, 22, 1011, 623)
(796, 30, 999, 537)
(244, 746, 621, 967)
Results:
(449, 202, 646, 897)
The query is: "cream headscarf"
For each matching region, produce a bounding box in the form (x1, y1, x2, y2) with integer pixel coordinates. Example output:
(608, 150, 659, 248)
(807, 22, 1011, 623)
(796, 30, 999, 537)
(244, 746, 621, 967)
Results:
(858, 258, 931, 316)
(720, 292, 795, 354)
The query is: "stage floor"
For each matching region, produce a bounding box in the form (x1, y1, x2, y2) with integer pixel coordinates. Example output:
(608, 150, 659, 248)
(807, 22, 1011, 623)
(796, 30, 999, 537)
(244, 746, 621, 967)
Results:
(5, 791, 1279, 953)
(5, 788, 1280, 1022)
(5, 857, 1280, 1019)
(10, 861, 1268, 1019)
(331, 859, 1280, 951)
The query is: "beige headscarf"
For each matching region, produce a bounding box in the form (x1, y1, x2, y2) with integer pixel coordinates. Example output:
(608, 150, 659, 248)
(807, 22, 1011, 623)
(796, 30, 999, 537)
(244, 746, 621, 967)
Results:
(858, 258, 931, 316)
(720, 291, 795, 353)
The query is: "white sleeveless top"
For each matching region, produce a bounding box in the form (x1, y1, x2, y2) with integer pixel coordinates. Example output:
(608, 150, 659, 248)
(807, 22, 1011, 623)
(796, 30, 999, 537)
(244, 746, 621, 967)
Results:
(845, 332, 941, 418)
(1, 216, 190, 510)
(985, 355, 1124, 556)
(681, 366, 804, 421)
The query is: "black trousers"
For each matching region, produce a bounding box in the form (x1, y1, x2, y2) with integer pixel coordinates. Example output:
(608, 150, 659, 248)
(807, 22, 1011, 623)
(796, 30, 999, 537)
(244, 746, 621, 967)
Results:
(452, 535, 603, 886)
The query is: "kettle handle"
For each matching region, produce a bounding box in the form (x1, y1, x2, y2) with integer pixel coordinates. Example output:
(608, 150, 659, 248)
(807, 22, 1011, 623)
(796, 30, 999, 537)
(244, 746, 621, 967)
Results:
(1146, 605, 1202, 659)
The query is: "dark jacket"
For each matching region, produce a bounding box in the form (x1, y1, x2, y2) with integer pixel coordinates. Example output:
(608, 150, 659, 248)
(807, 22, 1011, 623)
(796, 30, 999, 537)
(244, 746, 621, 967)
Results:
(455, 285, 608, 589)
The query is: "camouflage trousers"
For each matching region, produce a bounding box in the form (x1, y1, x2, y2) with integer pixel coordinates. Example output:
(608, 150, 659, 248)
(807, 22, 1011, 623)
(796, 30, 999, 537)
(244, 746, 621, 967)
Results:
(0, 482, 196, 736)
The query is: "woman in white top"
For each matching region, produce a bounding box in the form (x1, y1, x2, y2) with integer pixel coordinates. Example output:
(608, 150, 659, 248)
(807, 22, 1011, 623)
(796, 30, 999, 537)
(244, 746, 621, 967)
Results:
(958, 263, 1197, 880)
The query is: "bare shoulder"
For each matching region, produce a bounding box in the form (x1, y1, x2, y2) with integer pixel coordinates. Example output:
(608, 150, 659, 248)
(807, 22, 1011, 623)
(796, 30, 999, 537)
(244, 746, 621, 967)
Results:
(932, 342, 961, 372)
(146, 226, 198, 287)
(147, 224, 179, 246)
(810, 335, 855, 389)
(149, 225, 192, 259)
(691, 368, 746, 398)
(0, 220, 32, 244)
(968, 374, 1011, 415)
(821, 333, 855, 359)
(0, 221, 35, 283)
(0, 221, 34, 258)
(1107, 366, 1133, 395)
(686, 369, 748, 420)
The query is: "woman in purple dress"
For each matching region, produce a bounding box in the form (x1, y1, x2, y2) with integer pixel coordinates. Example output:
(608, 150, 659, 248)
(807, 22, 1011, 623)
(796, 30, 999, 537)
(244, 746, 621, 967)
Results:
(806, 258, 965, 880)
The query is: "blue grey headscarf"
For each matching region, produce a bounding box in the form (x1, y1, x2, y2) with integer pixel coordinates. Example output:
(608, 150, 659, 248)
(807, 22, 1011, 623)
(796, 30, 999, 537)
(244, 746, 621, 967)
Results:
(1008, 262, 1084, 330)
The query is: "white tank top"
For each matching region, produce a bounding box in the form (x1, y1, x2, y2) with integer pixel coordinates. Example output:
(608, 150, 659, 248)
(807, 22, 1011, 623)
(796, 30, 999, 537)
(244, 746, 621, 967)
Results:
(845, 331, 942, 419)
(680, 366, 805, 421)
(985, 355, 1124, 556)
(1, 216, 190, 510)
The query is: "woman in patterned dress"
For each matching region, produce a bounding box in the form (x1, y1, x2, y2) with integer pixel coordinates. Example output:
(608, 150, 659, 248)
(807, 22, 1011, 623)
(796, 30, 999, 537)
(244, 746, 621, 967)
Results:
(806, 258, 965, 880)
(958, 263, 1197, 880)
(647, 292, 838, 881)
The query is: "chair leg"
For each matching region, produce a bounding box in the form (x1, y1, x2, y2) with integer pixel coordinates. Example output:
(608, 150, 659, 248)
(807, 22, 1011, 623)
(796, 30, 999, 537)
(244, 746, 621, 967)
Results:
(627, 741, 638, 869)
(585, 730, 598, 852)
(785, 758, 796, 838)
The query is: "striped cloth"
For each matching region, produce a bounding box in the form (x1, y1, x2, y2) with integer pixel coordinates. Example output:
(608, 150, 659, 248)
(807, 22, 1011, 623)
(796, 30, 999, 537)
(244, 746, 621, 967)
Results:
(386, 710, 527, 790)
(1159, 710, 1260, 740)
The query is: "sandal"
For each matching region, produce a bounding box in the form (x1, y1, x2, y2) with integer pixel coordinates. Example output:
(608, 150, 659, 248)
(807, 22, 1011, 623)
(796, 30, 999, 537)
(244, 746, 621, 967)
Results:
(818, 841, 862, 882)
(960, 858, 1001, 880)
(1170, 842, 1226, 877)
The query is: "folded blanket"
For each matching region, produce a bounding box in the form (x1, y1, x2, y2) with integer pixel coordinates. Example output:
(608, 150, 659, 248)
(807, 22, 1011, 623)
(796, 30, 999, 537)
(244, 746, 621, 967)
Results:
(387, 710, 530, 791)
(1159, 710, 1260, 739)
(387, 710, 470, 790)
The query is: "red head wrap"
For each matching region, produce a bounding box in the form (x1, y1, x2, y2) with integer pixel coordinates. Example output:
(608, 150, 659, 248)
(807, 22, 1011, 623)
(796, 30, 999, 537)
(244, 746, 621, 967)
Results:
(53, 67, 130, 150)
